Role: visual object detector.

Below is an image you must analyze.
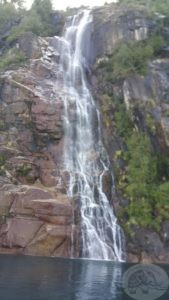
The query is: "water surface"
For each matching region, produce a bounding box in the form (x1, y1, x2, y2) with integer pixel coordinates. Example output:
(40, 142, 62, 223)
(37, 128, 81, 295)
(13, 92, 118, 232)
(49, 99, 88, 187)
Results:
(0, 255, 168, 300)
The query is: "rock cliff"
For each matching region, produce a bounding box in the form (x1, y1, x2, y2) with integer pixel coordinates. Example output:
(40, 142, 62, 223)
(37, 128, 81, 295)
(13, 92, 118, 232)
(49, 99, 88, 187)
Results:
(92, 3, 154, 59)
(0, 33, 73, 257)
(92, 3, 169, 263)
(0, 2, 169, 262)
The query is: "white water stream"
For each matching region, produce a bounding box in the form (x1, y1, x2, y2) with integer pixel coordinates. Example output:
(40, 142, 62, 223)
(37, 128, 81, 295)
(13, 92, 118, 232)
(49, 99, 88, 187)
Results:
(58, 10, 125, 261)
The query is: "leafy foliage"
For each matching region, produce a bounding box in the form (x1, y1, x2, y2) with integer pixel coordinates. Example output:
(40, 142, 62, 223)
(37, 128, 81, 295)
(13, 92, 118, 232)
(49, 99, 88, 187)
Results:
(119, 0, 169, 17)
(0, 154, 6, 176)
(97, 35, 166, 79)
(112, 100, 169, 233)
(8, 0, 56, 41)
(111, 42, 153, 77)
(0, 47, 26, 71)
(114, 100, 134, 137)
(0, 0, 64, 70)
(0, 1, 21, 31)
(16, 164, 32, 176)
(95, 0, 169, 234)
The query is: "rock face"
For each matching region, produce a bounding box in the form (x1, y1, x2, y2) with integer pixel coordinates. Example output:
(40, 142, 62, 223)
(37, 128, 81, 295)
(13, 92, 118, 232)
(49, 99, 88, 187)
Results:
(120, 60, 169, 263)
(0, 34, 74, 257)
(0, 185, 72, 256)
(91, 3, 169, 263)
(94, 78, 169, 263)
(92, 3, 154, 62)
(0, 2, 169, 262)
(123, 59, 169, 148)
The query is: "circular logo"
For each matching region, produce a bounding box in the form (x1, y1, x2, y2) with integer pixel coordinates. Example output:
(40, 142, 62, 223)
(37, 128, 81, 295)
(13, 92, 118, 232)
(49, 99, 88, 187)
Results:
(122, 264, 169, 300)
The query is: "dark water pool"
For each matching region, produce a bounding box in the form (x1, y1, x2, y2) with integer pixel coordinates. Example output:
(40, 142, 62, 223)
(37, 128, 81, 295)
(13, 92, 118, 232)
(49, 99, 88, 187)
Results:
(0, 254, 168, 300)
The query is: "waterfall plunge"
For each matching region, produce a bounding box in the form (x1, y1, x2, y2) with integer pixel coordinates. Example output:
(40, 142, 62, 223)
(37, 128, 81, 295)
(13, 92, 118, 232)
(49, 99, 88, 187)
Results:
(57, 10, 125, 261)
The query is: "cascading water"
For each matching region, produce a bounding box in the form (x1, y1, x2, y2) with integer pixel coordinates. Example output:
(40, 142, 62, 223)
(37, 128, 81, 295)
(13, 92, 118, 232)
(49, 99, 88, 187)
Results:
(58, 10, 125, 261)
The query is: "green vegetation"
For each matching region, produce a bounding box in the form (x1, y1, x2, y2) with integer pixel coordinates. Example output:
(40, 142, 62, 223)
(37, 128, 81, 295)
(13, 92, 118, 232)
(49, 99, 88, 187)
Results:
(120, 132, 158, 230)
(113, 100, 169, 233)
(0, 155, 5, 167)
(119, 0, 169, 17)
(0, 0, 64, 70)
(16, 164, 32, 177)
(0, 0, 65, 48)
(98, 1, 169, 234)
(0, 211, 9, 224)
(97, 1, 169, 232)
(97, 35, 166, 79)
(16, 164, 35, 183)
(0, 47, 25, 71)
(8, 0, 57, 41)
(114, 100, 133, 137)
(0, 154, 6, 176)
(145, 113, 156, 134)
(0, 120, 5, 131)
(0, 0, 23, 31)
(110, 42, 153, 77)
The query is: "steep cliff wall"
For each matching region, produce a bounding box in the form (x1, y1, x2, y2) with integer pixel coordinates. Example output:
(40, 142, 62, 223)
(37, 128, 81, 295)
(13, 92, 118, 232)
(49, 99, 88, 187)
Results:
(0, 33, 73, 257)
(0, 2, 169, 262)
(92, 3, 169, 263)
(91, 3, 155, 62)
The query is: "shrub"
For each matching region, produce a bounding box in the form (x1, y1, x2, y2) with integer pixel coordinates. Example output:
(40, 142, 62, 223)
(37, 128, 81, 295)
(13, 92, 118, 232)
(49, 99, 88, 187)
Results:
(0, 155, 6, 176)
(0, 120, 5, 131)
(119, 0, 169, 17)
(16, 164, 32, 176)
(0, 2, 19, 31)
(96, 31, 166, 80)
(109, 36, 166, 79)
(0, 47, 26, 71)
(113, 102, 169, 232)
(7, 0, 59, 42)
(0, 155, 5, 167)
(114, 100, 133, 137)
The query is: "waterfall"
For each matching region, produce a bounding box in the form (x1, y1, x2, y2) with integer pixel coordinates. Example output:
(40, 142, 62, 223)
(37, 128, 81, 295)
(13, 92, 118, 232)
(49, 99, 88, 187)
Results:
(58, 10, 125, 261)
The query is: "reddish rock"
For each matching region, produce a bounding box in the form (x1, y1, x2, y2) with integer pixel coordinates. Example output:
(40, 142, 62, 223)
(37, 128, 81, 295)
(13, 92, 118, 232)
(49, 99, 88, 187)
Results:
(24, 224, 71, 257)
(35, 155, 58, 187)
(35, 215, 72, 225)
(0, 36, 73, 259)
(1, 217, 43, 248)
(0, 184, 73, 257)
(31, 97, 63, 137)
(52, 239, 71, 257)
